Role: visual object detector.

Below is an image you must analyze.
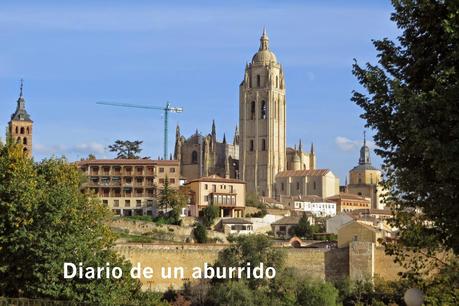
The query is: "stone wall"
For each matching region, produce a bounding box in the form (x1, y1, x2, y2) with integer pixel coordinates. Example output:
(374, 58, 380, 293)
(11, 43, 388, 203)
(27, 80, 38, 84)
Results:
(115, 244, 349, 291)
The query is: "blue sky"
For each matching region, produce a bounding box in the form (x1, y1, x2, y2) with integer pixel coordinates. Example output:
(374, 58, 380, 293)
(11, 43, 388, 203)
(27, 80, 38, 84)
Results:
(0, 0, 398, 181)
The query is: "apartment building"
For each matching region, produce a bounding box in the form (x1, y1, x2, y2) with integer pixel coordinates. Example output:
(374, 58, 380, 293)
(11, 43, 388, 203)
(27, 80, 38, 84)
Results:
(185, 175, 246, 218)
(77, 159, 180, 216)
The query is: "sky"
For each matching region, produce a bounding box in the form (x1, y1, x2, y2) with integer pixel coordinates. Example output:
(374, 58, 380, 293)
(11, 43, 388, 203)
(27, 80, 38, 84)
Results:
(0, 0, 398, 182)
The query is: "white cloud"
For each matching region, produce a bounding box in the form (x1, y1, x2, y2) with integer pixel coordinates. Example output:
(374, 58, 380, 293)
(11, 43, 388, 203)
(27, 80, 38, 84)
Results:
(34, 142, 106, 155)
(335, 136, 375, 152)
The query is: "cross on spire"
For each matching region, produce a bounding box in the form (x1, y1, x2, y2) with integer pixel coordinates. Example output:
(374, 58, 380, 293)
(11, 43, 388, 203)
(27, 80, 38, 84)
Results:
(19, 78, 24, 97)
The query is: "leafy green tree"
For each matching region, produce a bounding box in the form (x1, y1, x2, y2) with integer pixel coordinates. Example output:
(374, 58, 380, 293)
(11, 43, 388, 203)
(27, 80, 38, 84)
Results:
(202, 204, 219, 228)
(352, 0, 459, 301)
(290, 214, 314, 238)
(193, 223, 208, 243)
(0, 143, 141, 304)
(213, 235, 285, 289)
(157, 178, 186, 225)
(297, 279, 339, 306)
(108, 140, 143, 159)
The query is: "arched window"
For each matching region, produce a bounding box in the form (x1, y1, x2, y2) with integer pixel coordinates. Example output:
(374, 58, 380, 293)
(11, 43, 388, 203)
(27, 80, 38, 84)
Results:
(26, 127, 30, 134)
(250, 140, 254, 151)
(23, 148, 28, 153)
(256, 75, 260, 87)
(15, 126, 18, 134)
(23, 137, 27, 145)
(261, 101, 267, 119)
(261, 139, 266, 151)
(20, 127, 25, 134)
(16, 137, 21, 143)
(191, 151, 198, 164)
(250, 101, 255, 120)
(313, 181, 317, 190)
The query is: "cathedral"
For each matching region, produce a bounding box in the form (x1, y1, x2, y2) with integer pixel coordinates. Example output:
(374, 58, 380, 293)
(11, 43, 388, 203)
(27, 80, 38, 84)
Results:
(6, 80, 33, 158)
(175, 29, 316, 197)
(174, 121, 239, 180)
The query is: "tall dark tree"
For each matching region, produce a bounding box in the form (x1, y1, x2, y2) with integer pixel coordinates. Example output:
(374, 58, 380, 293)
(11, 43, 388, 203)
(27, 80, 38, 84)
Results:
(108, 140, 143, 159)
(352, 0, 459, 298)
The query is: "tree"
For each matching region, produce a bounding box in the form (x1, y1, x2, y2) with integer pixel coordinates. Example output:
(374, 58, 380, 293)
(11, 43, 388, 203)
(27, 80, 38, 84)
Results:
(296, 279, 339, 306)
(0, 142, 142, 304)
(352, 0, 459, 300)
(290, 214, 314, 238)
(202, 204, 219, 228)
(213, 235, 285, 289)
(193, 223, 208, 243)
(157, 178, 186, 225)
(108, 140, 143, 159)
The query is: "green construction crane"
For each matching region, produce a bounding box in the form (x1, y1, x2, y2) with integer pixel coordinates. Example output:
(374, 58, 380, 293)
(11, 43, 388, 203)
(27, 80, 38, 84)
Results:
(96, 101, 183, 160)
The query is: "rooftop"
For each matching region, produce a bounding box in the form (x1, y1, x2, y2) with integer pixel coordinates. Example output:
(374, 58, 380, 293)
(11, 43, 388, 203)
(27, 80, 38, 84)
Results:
(276, 169, 331, 178)
(221, 218, 253, 225)
(326, 193, 369, 201)
(76, 159, 179, 166)
(185, 174, 245, 185)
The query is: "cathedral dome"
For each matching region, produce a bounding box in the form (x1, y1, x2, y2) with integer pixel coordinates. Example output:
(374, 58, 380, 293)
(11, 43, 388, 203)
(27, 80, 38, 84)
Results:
(251, 28, 277, 64)
(252, 50, 277, 64)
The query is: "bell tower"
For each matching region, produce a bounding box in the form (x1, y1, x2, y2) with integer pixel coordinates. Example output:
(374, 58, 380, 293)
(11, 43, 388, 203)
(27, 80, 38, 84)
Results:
(239, 29, 286, 197)
(8, 79, 33, 157)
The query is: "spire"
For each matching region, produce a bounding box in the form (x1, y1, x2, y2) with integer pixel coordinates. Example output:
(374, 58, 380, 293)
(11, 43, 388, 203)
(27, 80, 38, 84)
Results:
(211, 119, 216, 136)
(176, 124, 180, 139)
(310, 142, 314, 154)
(359, 130, 371, 165)
(233, 125, 239, 145)
(299, 139, 303, 152)
(223, 133, 227, 144)
(19, 78, 24, 97)
(11, 78, 32, 122)
(259, 27, 269, 51)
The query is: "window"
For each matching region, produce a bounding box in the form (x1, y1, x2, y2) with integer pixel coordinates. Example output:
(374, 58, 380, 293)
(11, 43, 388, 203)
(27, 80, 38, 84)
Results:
(113, 200, 119, 207)
(23, 138, 27, 145)
(125, 200, 131, 207)
(20, 127, 25, 134)
(257, 74, 261, 87)
(147, 200, 154, 207)
(296, 182, 300, 190)
(170, 178, 175, 184)
(229, 185, 233, 193)
(281, 182, 284, 191)
(159, 178, 165, 184)
(27, 127, 30, 134)
(261, 101, 267, 119)
(159, 167, 164, 173)
(204, 184, 208, 190)
(250, 101, 255, 120)
(250, 140, 254, 151)
(136, 200, 142, 207)
(192, 151, 198, 164)
(15, 126, 18, 134)
(313, 181, 317, 190)
(170, 167, 176, 173)
(102, 200, 108, 205)
(261, 139, 266, 151)
(204, 195, 208, 202)
(212, 185, 216, 192)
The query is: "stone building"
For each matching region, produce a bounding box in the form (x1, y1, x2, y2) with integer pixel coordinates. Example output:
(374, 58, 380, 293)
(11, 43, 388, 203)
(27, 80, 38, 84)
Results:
(286, 140, 316, 171)
(184, 174, 246, 218)
(8, 80, 33, 157)
(326, 193, 371, 213)
(275, 169, 339, 199)
(77, 159, 180, 216)
(239, 29, 286, 197)
(347, 132, 384, 209)
(174, 121, 239, 181)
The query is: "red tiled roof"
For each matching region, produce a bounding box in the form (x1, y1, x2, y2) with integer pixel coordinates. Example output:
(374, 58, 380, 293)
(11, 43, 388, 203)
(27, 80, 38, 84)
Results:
(276, 169, 331, 178)
(326, 193, 369, 201)
(76, 159, 179, 166)
(185, 174, 245, 185)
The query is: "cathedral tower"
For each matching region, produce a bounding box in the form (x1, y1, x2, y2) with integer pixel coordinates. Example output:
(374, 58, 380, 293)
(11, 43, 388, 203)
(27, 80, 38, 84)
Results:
(8, 80, 33, 157)
(239, 29, 286, 197)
